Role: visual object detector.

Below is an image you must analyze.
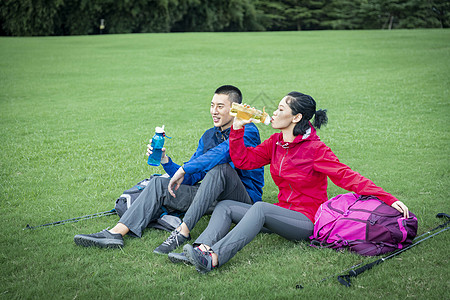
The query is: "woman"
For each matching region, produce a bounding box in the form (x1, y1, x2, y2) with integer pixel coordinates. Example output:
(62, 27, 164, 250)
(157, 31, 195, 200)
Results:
(174, 91, 410, 273)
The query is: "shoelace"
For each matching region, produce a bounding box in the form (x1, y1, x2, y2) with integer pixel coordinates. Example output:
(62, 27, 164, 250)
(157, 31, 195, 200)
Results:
(163, 230, 180, 246)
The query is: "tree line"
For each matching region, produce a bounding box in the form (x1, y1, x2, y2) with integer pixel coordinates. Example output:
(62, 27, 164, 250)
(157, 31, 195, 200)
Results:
(1, 0, 448, 36)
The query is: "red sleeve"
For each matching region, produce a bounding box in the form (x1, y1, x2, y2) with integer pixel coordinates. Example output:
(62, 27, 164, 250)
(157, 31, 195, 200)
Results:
(229, 125, 272, 170)
(313, 144, 398, 206)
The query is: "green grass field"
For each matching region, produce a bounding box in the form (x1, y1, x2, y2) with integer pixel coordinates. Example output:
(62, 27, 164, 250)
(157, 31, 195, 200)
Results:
(1, 29, 449, 299)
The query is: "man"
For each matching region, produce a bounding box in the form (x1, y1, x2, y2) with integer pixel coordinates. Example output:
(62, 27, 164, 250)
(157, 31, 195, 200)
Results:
(73, 85, 264, 251)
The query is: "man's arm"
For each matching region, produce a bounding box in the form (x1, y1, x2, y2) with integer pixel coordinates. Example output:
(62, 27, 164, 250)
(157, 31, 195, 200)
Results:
(167, 124, 262, 197)
(183, 123, 261, 175)
(161, 135, 206, 186)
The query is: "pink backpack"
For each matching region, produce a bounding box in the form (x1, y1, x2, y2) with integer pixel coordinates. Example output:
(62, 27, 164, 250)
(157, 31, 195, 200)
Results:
(310, 193, 418, 256)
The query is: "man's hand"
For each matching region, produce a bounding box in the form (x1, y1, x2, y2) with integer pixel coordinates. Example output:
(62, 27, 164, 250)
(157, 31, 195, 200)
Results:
(168, 167, 186, 197)
(146, 139, 169, 164)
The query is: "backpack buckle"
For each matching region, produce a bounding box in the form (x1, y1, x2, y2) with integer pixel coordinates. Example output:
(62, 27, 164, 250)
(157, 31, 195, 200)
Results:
(369, 215, 381, 225)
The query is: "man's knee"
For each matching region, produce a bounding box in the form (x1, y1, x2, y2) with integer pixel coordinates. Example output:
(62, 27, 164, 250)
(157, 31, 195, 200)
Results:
(139, 176, 169, 202)
(151, 175, 170, 187)
(205, 163, 233, 177)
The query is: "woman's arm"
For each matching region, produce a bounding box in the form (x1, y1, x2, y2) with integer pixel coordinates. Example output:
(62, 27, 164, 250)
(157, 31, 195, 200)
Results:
(314, 144, 409, 218)
(229, 126, 272, 170)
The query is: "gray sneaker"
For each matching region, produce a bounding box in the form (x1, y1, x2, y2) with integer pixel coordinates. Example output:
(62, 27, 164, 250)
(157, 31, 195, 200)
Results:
(168, 252, 191, 265)
(153, 230, 191, 254)
(74, 229, 124, 249)
(183, 244, 215, 274)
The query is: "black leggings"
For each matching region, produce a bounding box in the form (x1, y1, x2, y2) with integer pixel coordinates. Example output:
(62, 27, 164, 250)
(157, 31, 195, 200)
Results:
(194, 200, 314, 267)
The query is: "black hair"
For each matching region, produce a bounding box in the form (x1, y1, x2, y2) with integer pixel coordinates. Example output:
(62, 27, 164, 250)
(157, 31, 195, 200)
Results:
(285, 91, 328, 136)
(215, 85, 242, 104)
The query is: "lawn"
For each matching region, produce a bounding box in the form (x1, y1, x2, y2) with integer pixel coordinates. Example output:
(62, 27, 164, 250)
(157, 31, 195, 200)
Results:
(0, 29, 449, 299)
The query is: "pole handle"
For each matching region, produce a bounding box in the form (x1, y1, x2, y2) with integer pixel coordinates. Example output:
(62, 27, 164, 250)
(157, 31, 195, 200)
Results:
(337, 275, 351, 287)
(349, 259, 382, 277)
(337, 259, 382, 287)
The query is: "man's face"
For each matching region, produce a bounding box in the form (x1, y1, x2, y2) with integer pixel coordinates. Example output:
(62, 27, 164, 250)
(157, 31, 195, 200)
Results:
(210, 93, 234, 130)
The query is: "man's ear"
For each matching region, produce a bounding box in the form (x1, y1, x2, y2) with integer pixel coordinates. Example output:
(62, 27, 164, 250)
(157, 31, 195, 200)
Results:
(292, 113, 302, 123)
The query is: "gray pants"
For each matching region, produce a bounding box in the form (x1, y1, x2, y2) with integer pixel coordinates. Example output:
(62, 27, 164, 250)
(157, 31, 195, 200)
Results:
(183, 163, 252, 231)
(195, 200, 314, 267)
(119, 163, 252, 237)
(119, 176, 199, 237)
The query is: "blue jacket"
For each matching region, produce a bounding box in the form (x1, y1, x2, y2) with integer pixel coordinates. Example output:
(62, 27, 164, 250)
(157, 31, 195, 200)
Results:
(161, 123, 264, 203)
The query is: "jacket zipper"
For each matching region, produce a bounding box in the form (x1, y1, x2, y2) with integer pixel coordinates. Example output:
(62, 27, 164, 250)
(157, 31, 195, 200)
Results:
(279, 147, 288, 177)
(278, 146, 293, 207)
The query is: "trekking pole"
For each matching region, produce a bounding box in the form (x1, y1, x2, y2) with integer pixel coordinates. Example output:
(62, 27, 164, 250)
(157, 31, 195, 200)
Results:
(295, 261, 365, 289)
(337, 225, 449, 287)
(23, 209, 117, 230)
(336, 213, 450, 287)
(295, 212, 450, 289)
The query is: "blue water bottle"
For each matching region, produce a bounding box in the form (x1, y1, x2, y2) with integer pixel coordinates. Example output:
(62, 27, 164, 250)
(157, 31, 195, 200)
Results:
(147, 125, 166, 166)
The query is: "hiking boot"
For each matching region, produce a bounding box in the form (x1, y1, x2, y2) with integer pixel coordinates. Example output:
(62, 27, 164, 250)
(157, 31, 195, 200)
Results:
(74, 229, 124, 249)
(168, 252, 191, 265)
(153, 230, 191, 255)
(183, 244, 215, 274)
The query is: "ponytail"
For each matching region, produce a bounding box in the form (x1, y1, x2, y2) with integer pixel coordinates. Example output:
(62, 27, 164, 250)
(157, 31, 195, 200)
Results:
(286, 92, 328, 136)
(313, 109, 328, 129)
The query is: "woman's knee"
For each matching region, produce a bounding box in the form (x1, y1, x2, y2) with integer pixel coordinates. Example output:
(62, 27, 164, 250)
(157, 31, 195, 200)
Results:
(212, 200, 248, 219)
(251, 201, 272, 212)
(246, 201, 271, 219)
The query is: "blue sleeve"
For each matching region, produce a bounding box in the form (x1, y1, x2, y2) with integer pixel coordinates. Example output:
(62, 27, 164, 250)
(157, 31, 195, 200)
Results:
(183, 124, 261, 175)
(183, 140, 231, 175)
(161, 157, 181, 177)
(161, 135, 206, 186)
(242, 123, 262, 148)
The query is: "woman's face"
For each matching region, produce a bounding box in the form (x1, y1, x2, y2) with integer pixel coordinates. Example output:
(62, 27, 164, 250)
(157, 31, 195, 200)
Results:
(271, 96, 299, 130)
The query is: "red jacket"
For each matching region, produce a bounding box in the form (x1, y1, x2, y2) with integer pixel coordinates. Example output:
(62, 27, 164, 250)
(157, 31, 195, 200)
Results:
(229, 125, 399, 222)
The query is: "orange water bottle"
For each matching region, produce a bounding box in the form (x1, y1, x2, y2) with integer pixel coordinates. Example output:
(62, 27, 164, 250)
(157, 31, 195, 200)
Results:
(229, 103, 271, 125)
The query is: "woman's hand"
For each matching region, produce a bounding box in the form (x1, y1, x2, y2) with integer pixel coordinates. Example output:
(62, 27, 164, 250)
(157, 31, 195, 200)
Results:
(391, 200, 410, 218)
(146, 140, 169, 164)
(232, 116, 252, 130)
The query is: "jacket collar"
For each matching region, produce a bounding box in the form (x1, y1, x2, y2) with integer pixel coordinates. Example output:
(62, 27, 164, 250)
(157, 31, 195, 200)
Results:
(276, 124, 319, 149)
(214, 126, 231, 142)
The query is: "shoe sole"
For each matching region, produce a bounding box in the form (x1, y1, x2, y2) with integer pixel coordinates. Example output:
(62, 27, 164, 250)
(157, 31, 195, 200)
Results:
(168, 253, 191, 265)
(74, 235, 123, 249)
(183, 245, 210, 274)
(153, 249, 169, 255)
